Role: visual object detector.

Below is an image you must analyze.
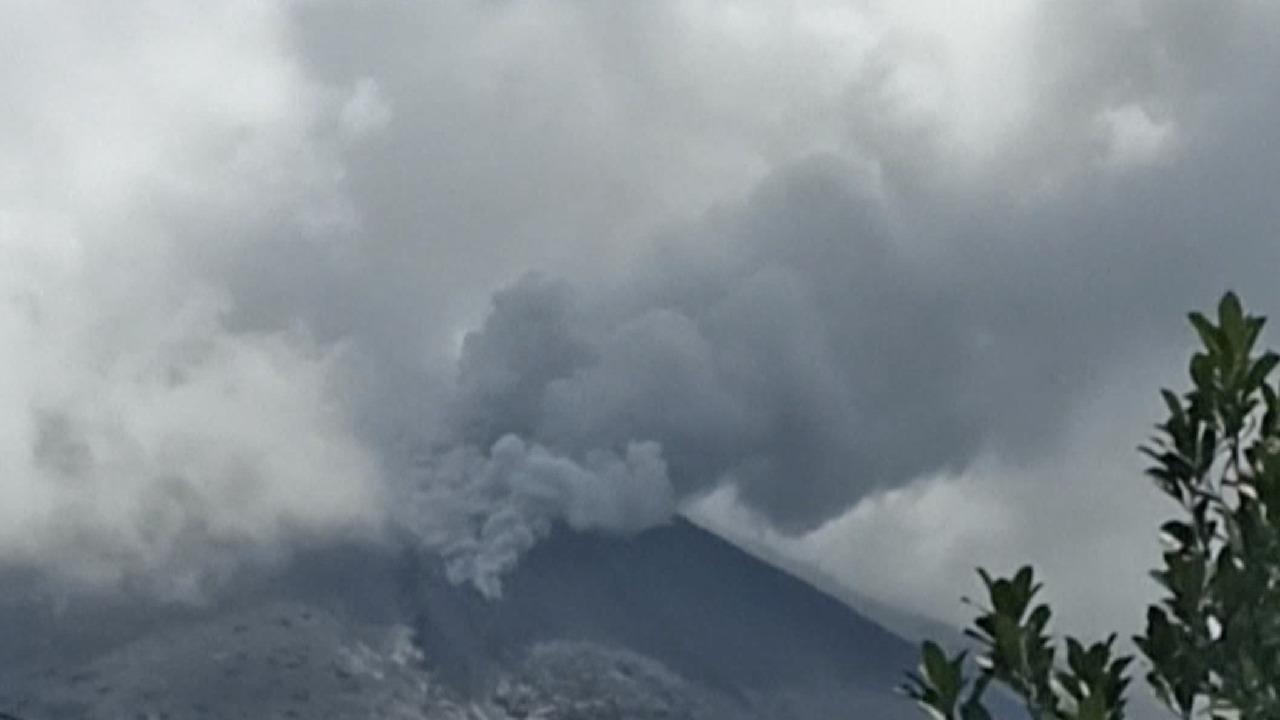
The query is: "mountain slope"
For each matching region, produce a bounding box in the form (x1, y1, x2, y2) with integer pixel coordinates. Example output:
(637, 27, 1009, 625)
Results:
(410, 518, 920, 717)
(2, 519, 922, 719)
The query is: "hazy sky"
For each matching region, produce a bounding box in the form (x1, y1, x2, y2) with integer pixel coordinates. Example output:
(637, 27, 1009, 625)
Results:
(2, 0, 1279, 637)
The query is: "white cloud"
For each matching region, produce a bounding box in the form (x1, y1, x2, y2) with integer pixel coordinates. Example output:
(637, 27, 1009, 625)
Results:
(1097, 103, 1178, 169)
(861, 0, 1042, 166)
(340, 78, 393, 141)
(0, 0, 383, 595)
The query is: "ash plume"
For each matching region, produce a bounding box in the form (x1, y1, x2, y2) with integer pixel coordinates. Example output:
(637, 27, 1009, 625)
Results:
(5, 0, 1280, 611)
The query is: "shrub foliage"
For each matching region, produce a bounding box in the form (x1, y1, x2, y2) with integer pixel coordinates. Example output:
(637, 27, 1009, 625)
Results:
(903, 293, 1280, 719)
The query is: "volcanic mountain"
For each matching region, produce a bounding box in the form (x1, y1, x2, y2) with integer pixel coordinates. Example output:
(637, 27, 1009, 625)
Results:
(0, 519, 923, 719)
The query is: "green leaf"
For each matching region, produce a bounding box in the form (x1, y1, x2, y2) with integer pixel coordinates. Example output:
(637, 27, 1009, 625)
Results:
(1158, 520, 1195, 551)
(1246, 315, 1267, 353)
(1189, 312, 1226, 356)
(1075, 690, 1109, 720)
(1160, 389, 1185, 424)
(1262, 383, 1279, 434)
(1246, 352, 1279, 391)
(922, 641, 950, 686)
(1219, 291, 1246, 350)
(1190, 352, 1216, 390)
(1013, 565, 1034, 592)
(1066, 637, 1087, 675)
(1028, 604, 1052, 632)
(990, 579, 1016, 616)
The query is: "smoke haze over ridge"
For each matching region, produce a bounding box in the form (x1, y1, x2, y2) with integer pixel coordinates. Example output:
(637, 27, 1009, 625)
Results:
(2, 0, 1280, 624)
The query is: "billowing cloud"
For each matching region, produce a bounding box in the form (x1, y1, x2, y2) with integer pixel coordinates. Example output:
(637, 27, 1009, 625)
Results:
(379, 0, 1280, 596)
(404, 435, 673, 598)
(439, 162, 976, 535)
(0, 1, 384, 596)
(3, 0, 1280, 622)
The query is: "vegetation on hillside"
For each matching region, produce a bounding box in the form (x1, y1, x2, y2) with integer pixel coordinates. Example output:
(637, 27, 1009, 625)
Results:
(903, 293, 1280, 719)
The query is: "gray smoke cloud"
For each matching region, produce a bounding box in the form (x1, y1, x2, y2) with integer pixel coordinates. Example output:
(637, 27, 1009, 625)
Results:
(441, 165, 970, 531)
(404, 435, 673, 599)
(387, 0, 1280, 594)
(5, 0, 1280, 609)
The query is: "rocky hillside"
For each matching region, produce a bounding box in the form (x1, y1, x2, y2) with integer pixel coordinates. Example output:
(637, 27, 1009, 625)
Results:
(0, 520, 921, 719)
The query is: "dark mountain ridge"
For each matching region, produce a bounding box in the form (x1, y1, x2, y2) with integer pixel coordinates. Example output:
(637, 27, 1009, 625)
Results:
(1, 519, 922, 719)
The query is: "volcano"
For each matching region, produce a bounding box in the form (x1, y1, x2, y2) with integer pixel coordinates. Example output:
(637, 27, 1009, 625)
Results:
(1, 519, 922, 719)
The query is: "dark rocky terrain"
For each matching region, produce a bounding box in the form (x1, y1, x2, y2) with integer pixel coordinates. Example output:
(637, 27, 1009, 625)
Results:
(0, 520, 922, 719)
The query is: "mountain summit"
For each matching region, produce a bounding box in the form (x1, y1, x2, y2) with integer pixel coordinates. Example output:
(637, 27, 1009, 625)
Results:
(2, 519, 919, 719)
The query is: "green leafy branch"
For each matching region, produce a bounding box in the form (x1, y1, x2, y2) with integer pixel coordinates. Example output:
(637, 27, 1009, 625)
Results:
(901, 293, 1280, 719)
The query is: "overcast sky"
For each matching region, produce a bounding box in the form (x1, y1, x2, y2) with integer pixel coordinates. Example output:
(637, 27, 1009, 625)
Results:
(2, 0, 1279, 639)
